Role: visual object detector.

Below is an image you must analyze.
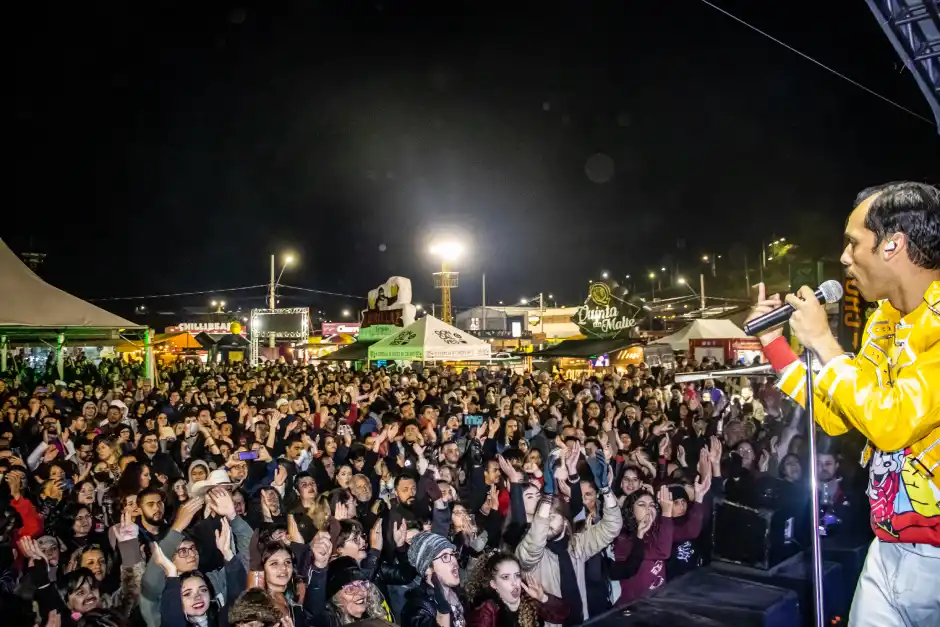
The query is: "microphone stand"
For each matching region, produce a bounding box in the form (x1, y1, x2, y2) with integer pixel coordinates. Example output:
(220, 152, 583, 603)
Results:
(803, 348, 826, 627)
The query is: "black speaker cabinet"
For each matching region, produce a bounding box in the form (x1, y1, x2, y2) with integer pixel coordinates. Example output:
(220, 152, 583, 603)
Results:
(636, 569, 801, 627)
(712, 497, 801, 570)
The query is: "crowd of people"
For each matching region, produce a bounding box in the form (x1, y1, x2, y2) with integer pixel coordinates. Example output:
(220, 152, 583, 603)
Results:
(0, 350, 868, 627)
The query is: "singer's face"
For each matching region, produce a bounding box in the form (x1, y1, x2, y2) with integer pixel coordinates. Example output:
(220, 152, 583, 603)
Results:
(841, 197, 886, 301)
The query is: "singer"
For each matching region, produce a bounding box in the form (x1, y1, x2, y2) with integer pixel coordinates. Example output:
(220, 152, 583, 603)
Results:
(745, 182, 939, 627)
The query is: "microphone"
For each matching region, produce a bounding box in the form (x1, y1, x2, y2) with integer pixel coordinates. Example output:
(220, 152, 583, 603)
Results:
(744, 280, 844, 336)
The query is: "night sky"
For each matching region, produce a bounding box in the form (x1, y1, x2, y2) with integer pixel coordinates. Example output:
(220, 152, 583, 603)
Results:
(9, 0, 939, 321)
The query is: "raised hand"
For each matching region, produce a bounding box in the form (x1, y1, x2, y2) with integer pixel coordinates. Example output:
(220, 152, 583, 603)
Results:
(113, 510, 139, 543)
(151, 543, 177, 577)
(708, 436, 722, 465)
(521, 575, 549, 603)
(497, 454, 523, 483)
(334, 501, 351, 521)
(215, 517, 234, 561)
(564, 445, 580, 475)
(694, 464, 712, 503)
(272, 465, 288, 487)
(745, 282, 784, 345)
(758, 450, 770, 473)
(172, 496, 205, 532)
(658, 485, 674, 518)
(18, 536, 46, 564)
(208, 487, 236, 520)
(677, 445, 687, 468)
(311, 532, 332, 569)
(392, 519, 408, 547)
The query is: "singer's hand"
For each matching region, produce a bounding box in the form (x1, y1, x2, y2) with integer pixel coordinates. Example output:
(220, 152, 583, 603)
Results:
(785, 286, 842, 362)
(745, 283, 784, 346)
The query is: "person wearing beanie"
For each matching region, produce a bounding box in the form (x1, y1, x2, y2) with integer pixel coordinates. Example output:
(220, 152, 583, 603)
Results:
(401, 532, 466, 627)
(305, 555, 392, 627)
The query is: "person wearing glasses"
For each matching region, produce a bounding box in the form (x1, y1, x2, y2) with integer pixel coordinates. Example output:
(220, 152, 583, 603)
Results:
(305, 555, 393, 626)
(402, 532, 466, 627)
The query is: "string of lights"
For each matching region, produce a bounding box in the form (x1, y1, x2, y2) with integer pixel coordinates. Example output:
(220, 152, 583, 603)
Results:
(278, 284, 367, 300)
(698, 0, 934, 126)
(88, 284, 268, 301)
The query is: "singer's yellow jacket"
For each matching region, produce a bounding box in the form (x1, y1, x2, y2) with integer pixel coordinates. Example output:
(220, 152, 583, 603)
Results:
(776, 281, 940, 545)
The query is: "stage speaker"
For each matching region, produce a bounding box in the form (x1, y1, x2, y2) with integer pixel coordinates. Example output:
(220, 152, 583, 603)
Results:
(823, 534, 871, 613)
(635, 568, 801, 627)
(585, 605, 725, 627)
(712, 497, 801, 570)
(714, 554, 847, 624)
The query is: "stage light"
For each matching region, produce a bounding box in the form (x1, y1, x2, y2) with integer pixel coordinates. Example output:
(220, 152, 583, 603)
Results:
(702, 255, 709, 262)
(601, 271, 609, 279)
(678, 277, 687, 284)
(342, 309, 351, 317)
(520, 298, 529, 304)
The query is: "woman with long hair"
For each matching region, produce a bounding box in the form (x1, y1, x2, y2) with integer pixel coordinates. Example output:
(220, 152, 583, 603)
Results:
(72, 479, 108, 533)
(465, 552, 568, 627)
(58, 503, 103, 555)
(305, 550, 392, 627)
(612, 487, 675, 606)
(152, 517, 247, 627)
(257, 541, 312, 627)
(116, 461, 151, 500)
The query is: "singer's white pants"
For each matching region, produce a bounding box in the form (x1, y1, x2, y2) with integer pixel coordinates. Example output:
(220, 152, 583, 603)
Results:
(848, 539, 940, 627)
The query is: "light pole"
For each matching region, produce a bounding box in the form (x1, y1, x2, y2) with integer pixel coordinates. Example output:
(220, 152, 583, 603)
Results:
(268, 254, 294, 347)
(430, 242, 463, 324)
(678, 276, 706, 312)
(648, 272, 656, 299)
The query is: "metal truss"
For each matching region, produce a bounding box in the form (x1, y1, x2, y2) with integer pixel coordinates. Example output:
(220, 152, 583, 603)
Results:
(865, 0, 940, 132)
(249, 307, 310, 365)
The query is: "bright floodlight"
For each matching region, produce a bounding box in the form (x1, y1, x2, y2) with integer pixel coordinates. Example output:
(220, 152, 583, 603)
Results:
(430, 242, 464, 261)
(661, 267, 666, 272)
(220, 301, 226, 307)
(416, 304, 423, 310)
(625, 274, 631, 279)
(342, 309, 351, 317)
(520, 298, 529, 304)
(284, 255, 294, 265)
(648, 272, 656, 279)
(211, 300, 218, 306)
(601, 271, 609, 279)
(678, 277, 687, 284)
(548, 294, 554, 298)
(702, 255, 709, 262)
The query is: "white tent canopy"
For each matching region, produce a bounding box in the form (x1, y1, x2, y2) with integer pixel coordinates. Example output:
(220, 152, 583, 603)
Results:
(0, 238, 139, 330)
(651, 319, 748, 351)
(368, 315, 492, 361)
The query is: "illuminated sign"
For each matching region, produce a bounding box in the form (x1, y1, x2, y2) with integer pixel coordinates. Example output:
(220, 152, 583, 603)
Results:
(359, 276, 417, 340)
(575, 282, 639, 339)
(168, 322, 245, 335)
(322, 322, 361, 336)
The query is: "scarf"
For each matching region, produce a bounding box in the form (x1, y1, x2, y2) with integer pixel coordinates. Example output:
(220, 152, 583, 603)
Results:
(546, 534, 583, 625)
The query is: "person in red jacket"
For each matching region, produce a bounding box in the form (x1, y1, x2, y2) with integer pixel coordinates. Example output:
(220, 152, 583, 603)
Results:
(465, 552, 568, 627)
(6, 466, 44, 542)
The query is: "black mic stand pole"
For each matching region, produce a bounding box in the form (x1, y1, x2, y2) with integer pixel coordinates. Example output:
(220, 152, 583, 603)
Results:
(803, 348, 826, 627)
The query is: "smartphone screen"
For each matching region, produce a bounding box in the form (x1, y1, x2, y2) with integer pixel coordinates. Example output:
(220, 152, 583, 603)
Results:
(237, 451, 259, 461)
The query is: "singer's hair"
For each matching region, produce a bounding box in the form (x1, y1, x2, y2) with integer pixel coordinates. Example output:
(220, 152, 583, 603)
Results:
(855, 182, 940, 270)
